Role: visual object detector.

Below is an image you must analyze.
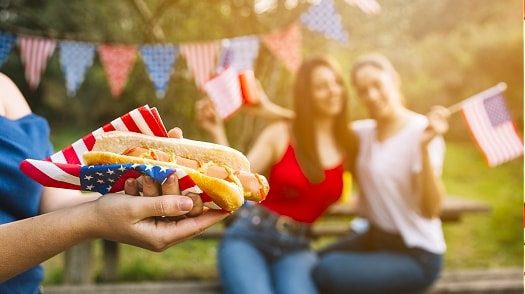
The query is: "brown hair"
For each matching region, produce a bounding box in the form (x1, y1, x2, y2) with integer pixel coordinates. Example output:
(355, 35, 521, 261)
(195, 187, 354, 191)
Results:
(291, 55, 355, 183)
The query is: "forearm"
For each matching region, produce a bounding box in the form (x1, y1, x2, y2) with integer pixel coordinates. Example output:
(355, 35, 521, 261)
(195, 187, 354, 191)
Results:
(40, 188, 100, 214)
(0, 204, 95, 281)
(242, 103, 294, 121)
(418, 145, 446, 218)
(208, 124, 229, 146)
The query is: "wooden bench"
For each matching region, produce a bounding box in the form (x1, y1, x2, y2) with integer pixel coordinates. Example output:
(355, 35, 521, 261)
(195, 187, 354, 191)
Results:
(42, 267, 524, 294)
(63, 195, 492, 284)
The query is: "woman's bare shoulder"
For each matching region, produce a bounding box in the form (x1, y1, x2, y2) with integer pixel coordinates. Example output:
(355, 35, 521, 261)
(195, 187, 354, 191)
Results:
(262, 121, 290, 152)
(0, 73, 31, 119)
(264, 120, 289, 133)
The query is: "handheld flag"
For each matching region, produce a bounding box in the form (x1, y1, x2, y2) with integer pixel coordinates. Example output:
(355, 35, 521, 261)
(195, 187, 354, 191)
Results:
(451, 83, 523, 167)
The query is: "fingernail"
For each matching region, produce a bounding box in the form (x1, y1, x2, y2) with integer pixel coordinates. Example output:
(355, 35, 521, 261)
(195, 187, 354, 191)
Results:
(166, 175, 175, 184)
(179, 197, 193, 211)
(126, 178, 137, 188)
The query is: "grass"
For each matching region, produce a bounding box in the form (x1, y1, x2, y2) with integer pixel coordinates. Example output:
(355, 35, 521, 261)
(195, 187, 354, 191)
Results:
(440, 142, 523, 269)
(40, 130, 524, 284)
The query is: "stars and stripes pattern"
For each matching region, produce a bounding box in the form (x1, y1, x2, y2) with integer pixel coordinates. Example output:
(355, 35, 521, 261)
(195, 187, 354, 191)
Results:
(19, 105, 212, 201)
(461, 92, 524, 167)
(79, 164, 203, 195)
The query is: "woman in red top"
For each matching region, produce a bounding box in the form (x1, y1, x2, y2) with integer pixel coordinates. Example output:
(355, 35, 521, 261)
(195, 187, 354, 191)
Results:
(196, 55, 355, 294)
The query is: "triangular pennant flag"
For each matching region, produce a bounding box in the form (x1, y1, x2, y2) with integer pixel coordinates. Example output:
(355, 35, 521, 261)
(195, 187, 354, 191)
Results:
(301, 0, 349, 43)
(216, 39, 234, 72)
(179, 41, 221, 90)
(59, 41, 96, 96)
(0, 31, 16, 68)
(204, 66, 243, 120)
(228, 35, 260, 71)
(17, 36, 57, 90)
(98, 44, 138, 98)
(262, 22, 302, 73)
(139, 44, 178, 98)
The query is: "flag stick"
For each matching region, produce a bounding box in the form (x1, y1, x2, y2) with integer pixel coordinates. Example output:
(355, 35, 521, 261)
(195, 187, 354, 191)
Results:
(447, 82, 507, 114)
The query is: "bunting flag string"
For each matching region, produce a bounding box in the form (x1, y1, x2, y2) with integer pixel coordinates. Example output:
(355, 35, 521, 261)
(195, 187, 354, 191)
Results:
(0, 1, 381, 97)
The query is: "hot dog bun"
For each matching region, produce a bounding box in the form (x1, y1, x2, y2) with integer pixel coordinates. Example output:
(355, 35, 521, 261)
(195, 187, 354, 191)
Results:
(82, 131, 269, 211)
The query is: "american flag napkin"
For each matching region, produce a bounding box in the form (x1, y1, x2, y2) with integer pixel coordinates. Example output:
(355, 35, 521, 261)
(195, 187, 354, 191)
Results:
(20, 105, 212, 203)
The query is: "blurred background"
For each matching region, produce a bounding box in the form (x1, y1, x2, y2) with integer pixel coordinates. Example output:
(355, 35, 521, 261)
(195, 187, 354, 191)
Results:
(0, 0, 522, 150)
(0, 0, 522, 284)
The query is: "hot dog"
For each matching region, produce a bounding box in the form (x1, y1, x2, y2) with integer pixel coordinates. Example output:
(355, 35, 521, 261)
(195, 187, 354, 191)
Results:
(82, 131, 269, 211)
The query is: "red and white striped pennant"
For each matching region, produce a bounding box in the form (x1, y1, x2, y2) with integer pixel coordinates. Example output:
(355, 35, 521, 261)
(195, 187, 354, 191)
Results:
(18, 35, 57, 89)
(179, 41, 221, 90)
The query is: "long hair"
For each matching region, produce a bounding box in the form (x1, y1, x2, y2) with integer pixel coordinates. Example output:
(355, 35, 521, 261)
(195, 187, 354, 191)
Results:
(291, 56, 355, 183)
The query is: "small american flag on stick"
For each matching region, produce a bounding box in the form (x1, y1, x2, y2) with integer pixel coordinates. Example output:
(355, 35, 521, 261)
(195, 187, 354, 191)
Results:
(449, 83, 524, 167)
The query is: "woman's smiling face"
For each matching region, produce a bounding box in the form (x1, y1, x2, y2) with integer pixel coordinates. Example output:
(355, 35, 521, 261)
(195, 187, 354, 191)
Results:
(310, 65, 345, 118)
(352, 63, 401, 120)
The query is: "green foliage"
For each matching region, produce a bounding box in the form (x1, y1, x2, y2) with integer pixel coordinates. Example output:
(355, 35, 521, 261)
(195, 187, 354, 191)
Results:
(118, 240, 220, 281)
